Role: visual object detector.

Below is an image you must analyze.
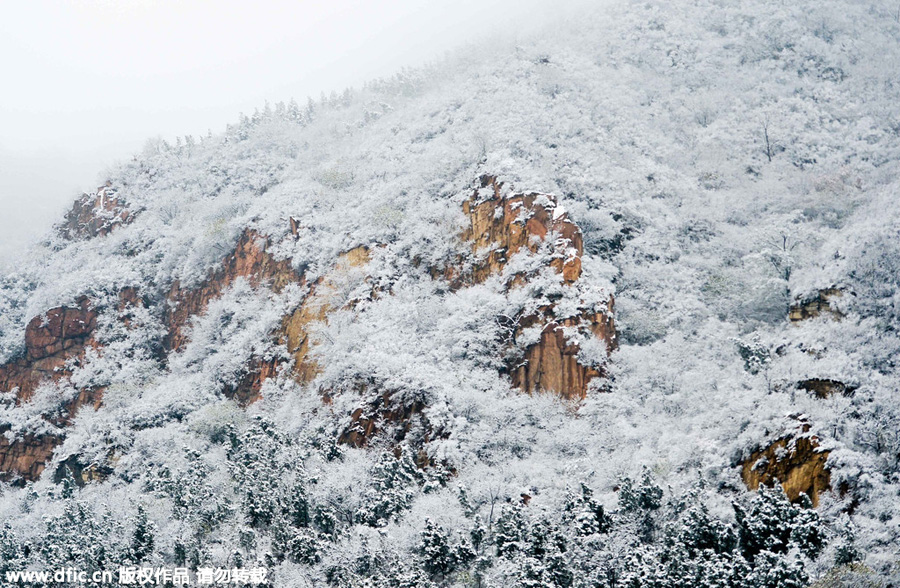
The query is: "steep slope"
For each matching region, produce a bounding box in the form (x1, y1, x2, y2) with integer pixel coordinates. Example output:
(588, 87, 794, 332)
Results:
(2, 0, 900, 585)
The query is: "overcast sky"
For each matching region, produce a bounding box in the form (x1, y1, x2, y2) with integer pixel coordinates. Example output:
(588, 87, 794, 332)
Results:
(0, 0, 563, 261)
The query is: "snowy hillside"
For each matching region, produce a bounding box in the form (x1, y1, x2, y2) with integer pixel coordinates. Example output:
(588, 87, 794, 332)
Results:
(2, 0, 900, 586)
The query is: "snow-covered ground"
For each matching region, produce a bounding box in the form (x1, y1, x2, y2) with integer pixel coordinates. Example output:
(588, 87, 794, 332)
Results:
(2, 0, 900, 585)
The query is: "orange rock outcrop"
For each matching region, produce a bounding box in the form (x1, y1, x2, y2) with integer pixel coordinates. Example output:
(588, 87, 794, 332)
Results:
(461, 175, 584, 285)
(2, 174, 617, 481)
(457, 175, 616, 400)
(280, 245, 371, 385)
(741, 419, 831, 507)
(0, 431, 62, 483)
(510, 308, 615, 399)
(0, 297, 98, 402)
(0, 223, 310, 483)
(164, 229, 299, 352)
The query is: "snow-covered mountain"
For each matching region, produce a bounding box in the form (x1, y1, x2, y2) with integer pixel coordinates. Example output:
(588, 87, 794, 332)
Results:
(2, 0, 900, 585)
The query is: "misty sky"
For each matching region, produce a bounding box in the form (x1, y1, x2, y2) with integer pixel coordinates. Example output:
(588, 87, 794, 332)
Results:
(0, 0, 560, 261)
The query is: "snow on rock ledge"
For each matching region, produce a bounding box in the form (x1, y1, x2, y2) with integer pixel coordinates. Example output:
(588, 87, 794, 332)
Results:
(0, 175, 618, 482)
(456, 175, 616, 400)
(460, 175, 584, 285)
(0, 297, 107, 484)
(741, 416, 832, 507)
(789, 287, 846, 323)
(57, 182, 134, 241)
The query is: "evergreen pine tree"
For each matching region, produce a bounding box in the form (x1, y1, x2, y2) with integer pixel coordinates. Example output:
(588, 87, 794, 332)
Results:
(356, 448, 419, 526)
(744, 550, 808, 588)
(129, 505, 156, 564)
(565, 483, 610, 536)
(493, 503, 525, 557)
(833, 515, 861, 566)
(469, 514, 487, 553)
(420, 518, 455, 577)
(0, 523, 30, 579)
(619, 469, 664, 513)
(734, 485, 824, 561)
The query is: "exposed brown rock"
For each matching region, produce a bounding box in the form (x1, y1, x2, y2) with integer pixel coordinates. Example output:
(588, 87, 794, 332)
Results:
(162, 229, 314, 406)
(58, 182, 134, 240)
(0, 297, 98, 402)
(0, 380, 99, 485)
(53, 452, 116, 487)
(459, 175, 584, 285)
(798, 378, 857, 399)
(0, 291, 137, 483)
(5, 174, 615, 479)
(163, 229, 300, 352)
(224, 230, 299, 294)
(280, 245, 371, 384)
(790, 288, 844, 322)
(0, 428, 62, 485)
(742, 419, 831, 507)
(159, 219, 370, 406)
(226, 356, 280, 406)
(510, 306, 615, 401)
(215, 241, 371, 404)
(337, 176, 618, 449)
(192, 176, 614, 428)
(289, 216, 301, 238)
(338, 389, 428, 449)
(457, 176, 617, 400)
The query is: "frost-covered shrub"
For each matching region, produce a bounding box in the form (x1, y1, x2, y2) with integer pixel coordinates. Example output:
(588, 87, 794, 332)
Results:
(848, 227, 900, 329)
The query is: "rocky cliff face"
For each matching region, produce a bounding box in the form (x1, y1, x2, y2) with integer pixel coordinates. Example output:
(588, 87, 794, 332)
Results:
(456, 176, 616, 400)
(219, 244, 372, 404)
(280, 245, 371, 385)
(460, 175, 584, 285)
(0, 431, 61, 484)
(1, 175, 617, 482)
(0, 297, 97, 402)
(1, 181, 147, 484)
(510, 308, 615, 400)
(0, 297, 105, 484)
(0, 227, 302, 482)
(164, 229, 300, 353)
(220, 176, 617, 448)
(57, 182, 134, 241)
(336, 177, 618, 451)
(741, 418, 831, 507)
(739, 286, 855, 507)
